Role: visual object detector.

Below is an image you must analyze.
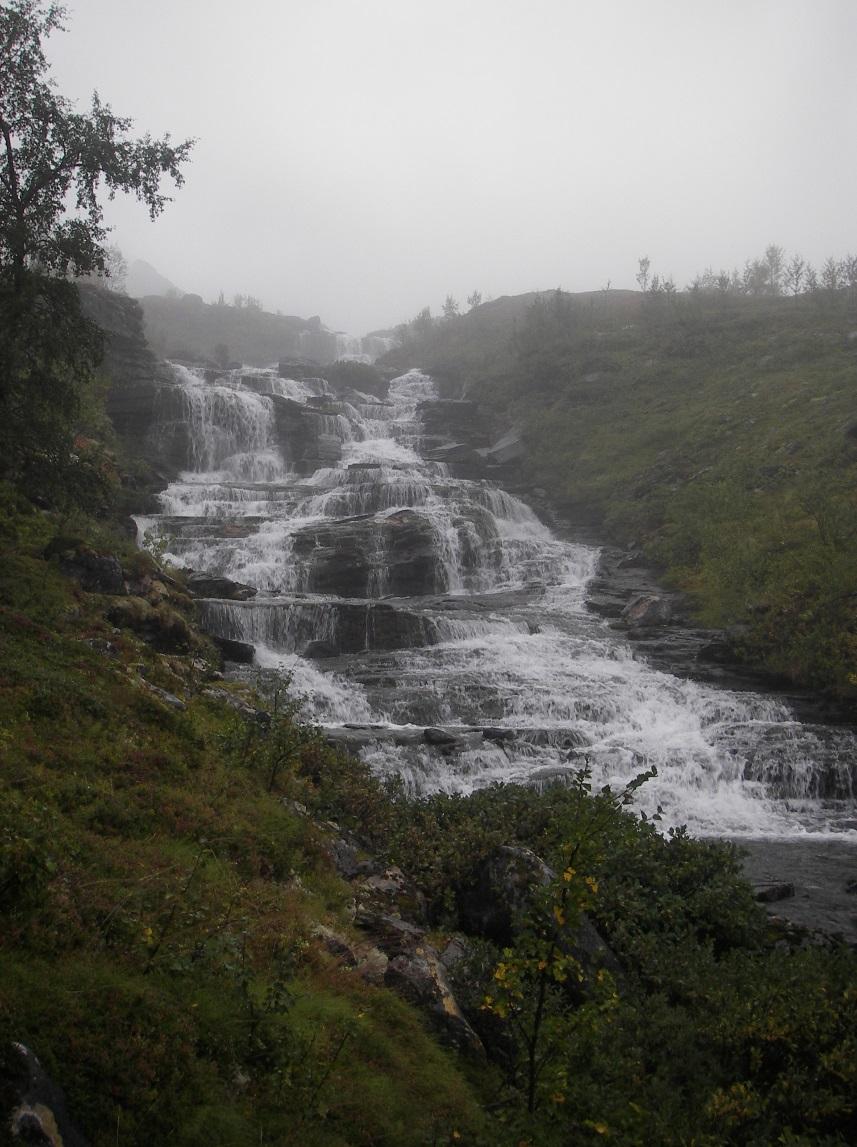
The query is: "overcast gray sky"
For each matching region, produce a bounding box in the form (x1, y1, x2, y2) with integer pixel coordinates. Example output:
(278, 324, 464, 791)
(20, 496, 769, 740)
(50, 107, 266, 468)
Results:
(47, 0, 857, 334)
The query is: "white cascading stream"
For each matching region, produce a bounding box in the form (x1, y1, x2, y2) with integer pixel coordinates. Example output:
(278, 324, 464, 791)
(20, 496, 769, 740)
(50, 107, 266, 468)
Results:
(141, 364, 857, 839)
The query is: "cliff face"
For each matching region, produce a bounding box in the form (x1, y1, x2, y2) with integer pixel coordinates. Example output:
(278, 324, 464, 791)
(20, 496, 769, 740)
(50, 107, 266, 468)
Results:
(77, 284, 178, 472)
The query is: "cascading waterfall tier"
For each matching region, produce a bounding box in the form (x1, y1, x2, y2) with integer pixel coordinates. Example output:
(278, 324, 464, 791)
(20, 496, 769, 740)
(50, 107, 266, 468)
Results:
(142, 363, 857, 839)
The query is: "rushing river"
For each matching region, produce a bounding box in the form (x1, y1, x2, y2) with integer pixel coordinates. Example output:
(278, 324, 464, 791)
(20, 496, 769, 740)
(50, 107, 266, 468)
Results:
(140, 365, 857, 839)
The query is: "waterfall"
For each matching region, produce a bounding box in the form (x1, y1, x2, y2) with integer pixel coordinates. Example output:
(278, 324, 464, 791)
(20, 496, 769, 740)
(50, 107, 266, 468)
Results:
(143, 365, 857, 839)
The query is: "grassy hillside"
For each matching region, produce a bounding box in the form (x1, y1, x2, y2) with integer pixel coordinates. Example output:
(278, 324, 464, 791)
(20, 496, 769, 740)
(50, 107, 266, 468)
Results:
(0, 499, 490, 1145)
(385, 288, 857, 703)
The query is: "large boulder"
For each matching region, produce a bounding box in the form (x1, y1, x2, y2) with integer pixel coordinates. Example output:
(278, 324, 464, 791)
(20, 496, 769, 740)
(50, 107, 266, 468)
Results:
(621, 593, 673, 627)
(457, 845, 552, 944)
(457, 845, 623, 984)
(185, 571, 257, 601)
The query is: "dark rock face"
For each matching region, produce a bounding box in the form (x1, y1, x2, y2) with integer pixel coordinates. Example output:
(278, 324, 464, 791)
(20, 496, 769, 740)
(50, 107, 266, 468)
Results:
(753, 880, 796, 903)
(77, 284, 177, 468)
(185, 572, 257, 601)
(417, 400, 485, 444)
(198, 598, 439, 658)
(457, 845, 552, 944)
(457, 844, 623, 985)
(427, 442, 485, 471)
(383, 951, 484, 1056)
(290, 509, 442, 597)
(212, 635, 255, 664)
(4, 1043, 89, 1147)
(47, 541, 126, 595)
(269, 395, 343, 471)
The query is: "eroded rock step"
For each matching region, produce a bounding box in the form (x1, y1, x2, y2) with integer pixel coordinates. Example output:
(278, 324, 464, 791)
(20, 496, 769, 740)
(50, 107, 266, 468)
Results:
(197, 592, 537, 657)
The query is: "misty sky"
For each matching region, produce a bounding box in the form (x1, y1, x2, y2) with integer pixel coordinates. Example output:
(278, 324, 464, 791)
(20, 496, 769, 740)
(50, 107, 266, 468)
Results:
(47, 0, 857, 334)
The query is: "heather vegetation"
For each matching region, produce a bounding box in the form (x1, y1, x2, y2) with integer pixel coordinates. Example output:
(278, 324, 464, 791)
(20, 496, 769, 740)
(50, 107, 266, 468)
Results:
(384, 264, 857, 705)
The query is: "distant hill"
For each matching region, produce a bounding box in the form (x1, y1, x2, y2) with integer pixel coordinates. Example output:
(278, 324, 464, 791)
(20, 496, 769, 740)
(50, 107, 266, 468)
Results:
(126, 258, 183, 299)
(140, 294, 343, 366)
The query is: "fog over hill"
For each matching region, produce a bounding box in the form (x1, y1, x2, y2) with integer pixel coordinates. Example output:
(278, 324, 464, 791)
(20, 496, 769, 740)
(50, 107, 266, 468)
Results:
(47, 0, 857, 332)
(125, 258, 183, 300)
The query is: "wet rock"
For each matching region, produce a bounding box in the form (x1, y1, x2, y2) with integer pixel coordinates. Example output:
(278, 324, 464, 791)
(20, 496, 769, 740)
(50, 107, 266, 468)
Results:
(355, 910, 425, 955)
(481, 727, 516, 742)
(621, 593, 673, 627)
(754, 881, 796, 903)
(200, 598, 439, 658)
(302, 639, 338, 659)
(186, 572, 257, 600)
(427, 442, 485, 471)
(4, 1042, 89, 1146)
(290, 510, 442, 597)
(212, 635, 255, 664)
(424, 727, 458, 746)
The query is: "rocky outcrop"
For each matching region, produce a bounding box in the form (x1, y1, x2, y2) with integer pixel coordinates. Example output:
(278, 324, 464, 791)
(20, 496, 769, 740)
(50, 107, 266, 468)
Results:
(45, 539, 127, 595)
(417, 400, 485, 445)
(296, 812, 485, 1056)
(621, 592, 674, 627)
(211, 635, 256, 664)
(457, 845, 554, 944)
(289, 509, 442, 597)
(3, 1043, 89, 1147)
(197, 597, 441, 659)
(269, 395, 343, 471)
(77, 284, 176, 469)
(457, 845, 622, 984)
(185, 572, 257, 601)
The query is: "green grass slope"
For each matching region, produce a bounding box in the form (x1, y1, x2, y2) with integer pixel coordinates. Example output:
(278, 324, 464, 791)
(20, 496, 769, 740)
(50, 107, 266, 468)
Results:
(0, 501, 488, 1146)
(386, 289, 857, 702)
(2, 496, 856, 1146)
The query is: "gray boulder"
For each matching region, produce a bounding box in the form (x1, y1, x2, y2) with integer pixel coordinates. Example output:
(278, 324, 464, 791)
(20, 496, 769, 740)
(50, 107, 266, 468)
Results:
(621, 593, 673, 627)
(186, 571, 257, 600)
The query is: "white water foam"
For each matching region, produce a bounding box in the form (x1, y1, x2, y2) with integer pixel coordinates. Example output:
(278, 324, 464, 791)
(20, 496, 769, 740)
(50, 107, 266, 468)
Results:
(144, 366, 857, 839)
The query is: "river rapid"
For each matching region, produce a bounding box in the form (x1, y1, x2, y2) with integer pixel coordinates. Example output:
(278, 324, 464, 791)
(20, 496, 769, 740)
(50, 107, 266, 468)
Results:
(139, 365, 857, 842)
